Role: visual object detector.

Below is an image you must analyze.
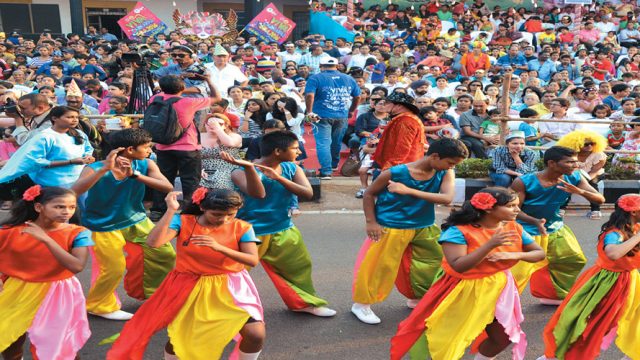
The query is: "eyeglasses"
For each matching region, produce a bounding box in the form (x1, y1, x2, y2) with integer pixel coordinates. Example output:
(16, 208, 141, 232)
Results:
(455, 88, 467, 92)
(370, 98, 382, 102)
(171, 53, 187, 58)
(286, 67, 296, 71)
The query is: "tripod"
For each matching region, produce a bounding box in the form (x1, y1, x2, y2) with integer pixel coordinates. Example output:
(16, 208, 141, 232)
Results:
(127, 65, 155, 114)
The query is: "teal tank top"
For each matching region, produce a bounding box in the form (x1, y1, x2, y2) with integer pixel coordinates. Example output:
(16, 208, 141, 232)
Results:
(517, 171, 582, 235)
(375, 164, 445, 229)
(82, 159, 149, 232)
(236, 162, 297, 236)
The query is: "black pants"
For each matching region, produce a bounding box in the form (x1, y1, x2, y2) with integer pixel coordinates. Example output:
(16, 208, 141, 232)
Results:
(0, 175, 36, 201)
(151, 149, 201, 213)
(460, 136, 488, 159)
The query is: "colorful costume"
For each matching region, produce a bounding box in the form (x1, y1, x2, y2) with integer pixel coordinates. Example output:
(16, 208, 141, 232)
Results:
(373, 112, 425, 170)
(107, 215, 263, 360)
(542, 224, 640, 360)
(0, 224, 92, 359)
(353, 165, 445, 303)
(237, 162, 329, 310)
(511, 171, 587, 300)
(391, 221, 531, 360)
(83, 159, 176, 314)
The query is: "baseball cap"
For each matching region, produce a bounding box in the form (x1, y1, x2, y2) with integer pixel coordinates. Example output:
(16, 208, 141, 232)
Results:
(320, 57, 338, 66)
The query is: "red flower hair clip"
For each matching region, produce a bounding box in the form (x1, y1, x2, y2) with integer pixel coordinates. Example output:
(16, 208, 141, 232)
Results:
(23, 185, 42, 202)
(192, 187, 208, 205)
(470, 192, 497, 210)
(618, 195, 640, 212)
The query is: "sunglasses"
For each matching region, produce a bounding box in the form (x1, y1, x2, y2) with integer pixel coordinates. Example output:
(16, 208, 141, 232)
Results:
(286, 67, 296, 70)
(171, 53, 187, 58)
(583, 142, 595, 146)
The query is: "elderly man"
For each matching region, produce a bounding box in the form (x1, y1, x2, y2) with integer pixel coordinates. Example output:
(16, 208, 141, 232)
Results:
(204, 44, 248, 98)
(305, 57, 360, 179)
(63, 79, 99, 115)
(299, 45, 330, 75)
(459, 89, 495, 158)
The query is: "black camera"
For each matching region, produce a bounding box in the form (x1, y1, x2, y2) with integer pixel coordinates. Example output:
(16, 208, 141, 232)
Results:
(0, 98, 20, 116)
(122, 50, 158, 66)
(185, 64, 207, 76)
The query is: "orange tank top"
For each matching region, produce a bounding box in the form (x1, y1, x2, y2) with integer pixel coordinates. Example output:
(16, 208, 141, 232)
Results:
(0, 224, 86, 282)
(175, 215, 254, 275)
(595, 224, 640, 272)
(441, 221, 525, 279)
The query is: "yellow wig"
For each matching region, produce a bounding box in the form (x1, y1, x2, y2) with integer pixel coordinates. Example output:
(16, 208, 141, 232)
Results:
(556, 129, 608, 153)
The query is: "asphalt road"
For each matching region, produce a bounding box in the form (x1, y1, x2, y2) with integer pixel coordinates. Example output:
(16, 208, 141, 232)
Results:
(24, 211, 627, 359)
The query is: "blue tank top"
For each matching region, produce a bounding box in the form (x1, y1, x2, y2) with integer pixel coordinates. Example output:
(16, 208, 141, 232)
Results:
(82, 159, 149, 232)
(375, 164, 445, 229)
(517, 171, 581, 235)
(236, 162, 297, 236)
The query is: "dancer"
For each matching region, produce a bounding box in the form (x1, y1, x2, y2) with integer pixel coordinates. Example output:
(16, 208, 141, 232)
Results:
(510, 146, 605, 303)
(0, 186, 92, 360)
(351, 138, 468, 324)
(390, 188, 544, 360)
(540, 194, 640, 360)
(233, 130, 336, 316)
(72, 129, 176, 320)
(107, 189, 265, 360)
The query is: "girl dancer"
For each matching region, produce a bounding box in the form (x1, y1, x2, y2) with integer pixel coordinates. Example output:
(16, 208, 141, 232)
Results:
(0, 186, 92, 359)
(108, 188, 265, 360)
(391, 188, 544, 360)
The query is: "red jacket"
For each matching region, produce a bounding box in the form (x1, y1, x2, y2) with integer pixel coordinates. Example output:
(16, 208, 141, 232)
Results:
(373, 112, 425, 170)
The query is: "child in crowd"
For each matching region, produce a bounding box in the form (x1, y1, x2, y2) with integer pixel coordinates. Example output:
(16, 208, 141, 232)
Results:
(612, 118, 640, 174)
(72, 129, 176, 320)
(606, 120, 626, 150)
(541, 194, 640, 360)
(355, 122, 385, 199)
(518, 108, 543, 146)
(108, 189, 265, 360)
(352, 139, 468, 324)
(0, 186, 92, 359)
(421, 106, 455, 143)
(479, 109, 503, 139)
(390, 188, 544, 360)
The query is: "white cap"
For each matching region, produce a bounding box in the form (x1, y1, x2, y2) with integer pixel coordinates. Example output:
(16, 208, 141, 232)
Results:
(320, 57, 339, 66)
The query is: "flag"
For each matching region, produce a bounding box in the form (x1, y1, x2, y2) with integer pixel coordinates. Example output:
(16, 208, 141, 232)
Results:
(117, 2, 168, 40)
(244, 3, 296, 44)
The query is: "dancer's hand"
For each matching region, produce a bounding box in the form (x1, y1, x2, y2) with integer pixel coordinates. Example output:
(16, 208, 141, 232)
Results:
(487, 227, 518, 248)
(366, 221, 385, 242)
(103, 148, 125, 170)
(536, 218, 548, 236)
(256, 165, 281, 180)
(21, 221, 51, 243)
(387, 180, 411, 195)
(165, 191, 182, 211)
(557, 179, 584, 195)
(191, 235, 222, 251)
(220, 151, 254, 168)
(486, 252, 518, 262)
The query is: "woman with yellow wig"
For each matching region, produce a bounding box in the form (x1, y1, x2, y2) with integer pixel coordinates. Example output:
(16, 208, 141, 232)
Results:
(556, 130, 608, 219)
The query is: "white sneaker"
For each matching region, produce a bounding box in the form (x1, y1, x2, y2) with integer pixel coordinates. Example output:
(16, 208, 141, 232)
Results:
(406, 299, 420, 309)
(293, 306, 337, 317)
(89, 310, 134, 320)
(539, 298, 563, 306)
(351, 303, 381, 324)
(164, 350, 179, 360)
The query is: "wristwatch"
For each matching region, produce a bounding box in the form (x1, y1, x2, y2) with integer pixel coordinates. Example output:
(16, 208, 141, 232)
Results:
(130, 170, 141, 179)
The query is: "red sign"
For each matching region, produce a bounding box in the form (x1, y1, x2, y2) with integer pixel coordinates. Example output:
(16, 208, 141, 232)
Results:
(117, 2, 168, 40)
(244, 3, 296, 44)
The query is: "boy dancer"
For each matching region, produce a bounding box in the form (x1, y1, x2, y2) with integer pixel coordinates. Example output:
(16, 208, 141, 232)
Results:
(352, 138, 469, 324)
(233, 130, 336, 317)
(72, 129, 176, 320)
(511, 146, 605, 304)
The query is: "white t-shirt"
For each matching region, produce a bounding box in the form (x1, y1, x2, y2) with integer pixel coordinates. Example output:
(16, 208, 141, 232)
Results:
(204, 63, 248, 97)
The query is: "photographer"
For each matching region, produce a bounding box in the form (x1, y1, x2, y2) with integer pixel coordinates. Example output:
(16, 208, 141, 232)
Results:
(152, 45, 210, 98)
(8, 93, 53, 146)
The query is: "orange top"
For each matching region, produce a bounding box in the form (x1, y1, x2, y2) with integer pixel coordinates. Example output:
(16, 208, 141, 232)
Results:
(595, 224, 640, 272)
(175, 215, 254, 275)
(0, 224, 86, 282)
(441, 221, 525, 279)
(373, 112, 425, 170)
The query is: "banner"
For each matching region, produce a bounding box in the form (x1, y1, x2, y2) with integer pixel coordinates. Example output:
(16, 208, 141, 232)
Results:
(118, 2, 168, 40)
(310, 11, 355, 42)
(244, 3, 296, 44)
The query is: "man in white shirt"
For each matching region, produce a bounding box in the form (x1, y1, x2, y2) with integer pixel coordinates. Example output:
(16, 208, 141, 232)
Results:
(277, 42, 302, 68)
(204, 44, 248, 98)
(539, 98, 581, 145)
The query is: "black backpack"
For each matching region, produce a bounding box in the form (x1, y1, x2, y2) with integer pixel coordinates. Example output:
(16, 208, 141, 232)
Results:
(142, 96, 188, 145)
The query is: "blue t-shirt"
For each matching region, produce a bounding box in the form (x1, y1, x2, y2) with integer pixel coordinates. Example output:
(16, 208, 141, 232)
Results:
(438, 225, 534, 245)
(82, 159, 149, 232)
(517, 171, 582, 235)
(236, 162, 298, 236)
(304, 70, 361, 119)
(518, 122, 539, 146)
(73, 229, 95, 247)
(168, 214, 260, 243)
(371, 63, 387, 83)
(375, 165, 445, 229)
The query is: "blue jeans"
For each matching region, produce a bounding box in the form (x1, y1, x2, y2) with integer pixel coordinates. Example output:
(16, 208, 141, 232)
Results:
(313, 118, 347, 176)
(489, 172, 514, 188)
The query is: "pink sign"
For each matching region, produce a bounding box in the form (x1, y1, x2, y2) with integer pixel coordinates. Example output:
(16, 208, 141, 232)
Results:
(245, 3, 296, 44)
(118, 2, 168, 40)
